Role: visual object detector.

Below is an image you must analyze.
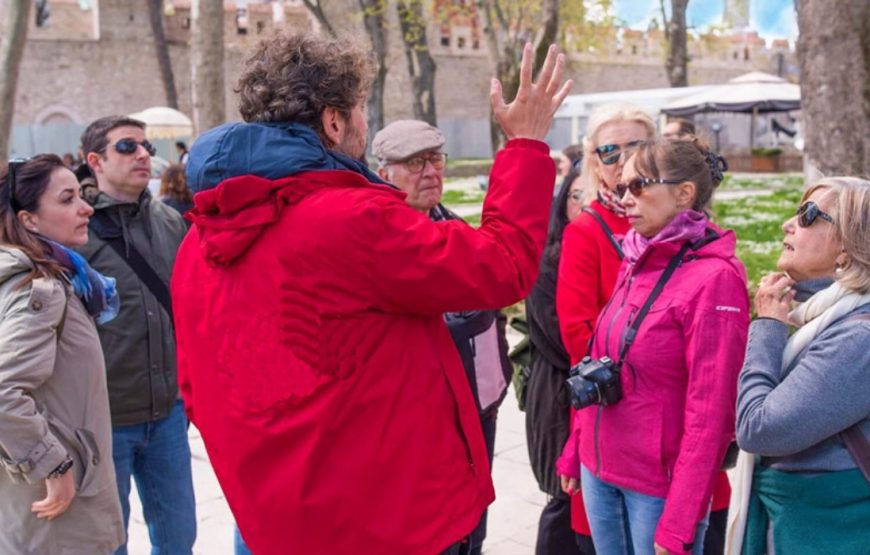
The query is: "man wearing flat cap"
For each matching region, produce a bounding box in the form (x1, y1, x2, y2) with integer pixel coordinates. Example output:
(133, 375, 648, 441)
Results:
(373, 120, 513, 555)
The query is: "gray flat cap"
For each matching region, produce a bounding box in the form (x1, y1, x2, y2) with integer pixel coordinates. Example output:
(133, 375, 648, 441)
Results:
(372, 120, 446, 162)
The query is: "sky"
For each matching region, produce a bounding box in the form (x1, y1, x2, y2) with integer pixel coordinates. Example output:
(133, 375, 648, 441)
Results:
(612, 0, 799, 41)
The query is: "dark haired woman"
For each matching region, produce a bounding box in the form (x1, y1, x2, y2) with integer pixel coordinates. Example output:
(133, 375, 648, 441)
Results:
(159, 164, 194, 218)
(0, 155, 123, 554)
(525, 172, 591, 554)
(573, 139, 749, 555)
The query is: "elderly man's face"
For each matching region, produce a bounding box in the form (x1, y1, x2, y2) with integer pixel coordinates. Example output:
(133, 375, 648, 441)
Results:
(382, 149, 446, 213)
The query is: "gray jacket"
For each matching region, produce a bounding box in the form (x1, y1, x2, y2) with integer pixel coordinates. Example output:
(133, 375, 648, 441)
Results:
(736, 302, 870, 472)
(77, 186, 187, 426)
(0, 247, 124, 554)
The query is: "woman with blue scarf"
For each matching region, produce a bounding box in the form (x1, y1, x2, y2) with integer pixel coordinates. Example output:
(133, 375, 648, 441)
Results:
(731, 177, 870, 554)
(0, 154, 124, 554)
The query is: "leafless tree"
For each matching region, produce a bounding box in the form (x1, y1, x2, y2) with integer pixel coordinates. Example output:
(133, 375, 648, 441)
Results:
(397, 0, 437, 125)
(660, 0, 689, 87)
(147, 0, 179, 109)
(360, 0, 389, 154)
(300, 0, 338, 37)
(190, 0, 226, 135)
(478, 0, 559, 153)
(0, 0, 31, 159)
(796, 0, 870, 177)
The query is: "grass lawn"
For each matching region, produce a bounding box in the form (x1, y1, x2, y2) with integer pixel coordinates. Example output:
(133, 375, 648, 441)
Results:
(441, 189, 485, 205)
(714, 182, 804, 291)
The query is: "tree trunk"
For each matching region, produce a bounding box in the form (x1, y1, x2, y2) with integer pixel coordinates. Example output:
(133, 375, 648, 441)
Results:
(300, 0, 338, 38)
(479, 0, 559, 155)
(190, 0, 226, 135)
(397, 0, 437, 126)
(664, 0, 689, 87)
(359, 0, 388, 158)
(147, 0, 179, 109)
(796, 0, 870, 177)
(0, 0, 31, 159)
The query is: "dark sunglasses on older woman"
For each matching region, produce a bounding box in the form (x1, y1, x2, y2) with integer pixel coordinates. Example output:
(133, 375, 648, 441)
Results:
(109, 138, 157, 157)
(796, 201, 833, 228)
(595, 140, 645, 166)
(615, 176, 683, 198)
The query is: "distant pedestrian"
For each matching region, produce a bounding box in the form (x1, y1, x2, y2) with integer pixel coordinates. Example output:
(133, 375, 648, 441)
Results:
(159, 164, 194, 218)
(62, 152, 77, 170)
(663, 118, 696, 141)
(176, 141, 189, 165)
(0, 155, 124, 554)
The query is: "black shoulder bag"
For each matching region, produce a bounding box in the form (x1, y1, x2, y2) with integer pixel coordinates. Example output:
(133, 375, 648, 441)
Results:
(89, 211, 173, 322)
(583, 207, 624, 260)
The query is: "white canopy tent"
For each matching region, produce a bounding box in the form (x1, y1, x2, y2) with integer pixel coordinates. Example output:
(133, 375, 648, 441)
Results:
(128, 107, 193, 140)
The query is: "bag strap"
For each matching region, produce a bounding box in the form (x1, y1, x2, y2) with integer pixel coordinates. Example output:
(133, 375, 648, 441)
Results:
(90, 211, 173, 322)
(839, 312, 870, 484)
(616, 241, 691, 364)
(583, 207, 624, 260)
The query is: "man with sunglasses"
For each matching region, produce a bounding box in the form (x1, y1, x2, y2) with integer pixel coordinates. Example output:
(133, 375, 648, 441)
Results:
(372, 120, 513, 555)
(77, 116, 195, 555)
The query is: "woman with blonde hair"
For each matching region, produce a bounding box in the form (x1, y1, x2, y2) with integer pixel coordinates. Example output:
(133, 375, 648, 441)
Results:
(734, 177, 870, 554)
(0, 155, 123, 554)
(555, 102, 655, 551)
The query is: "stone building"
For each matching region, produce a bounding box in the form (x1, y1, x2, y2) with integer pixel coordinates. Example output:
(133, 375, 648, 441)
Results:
(2, 0, 797, 157)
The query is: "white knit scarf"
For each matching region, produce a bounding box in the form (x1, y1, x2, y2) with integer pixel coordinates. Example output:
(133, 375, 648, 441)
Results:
(782, 280, 870, 370)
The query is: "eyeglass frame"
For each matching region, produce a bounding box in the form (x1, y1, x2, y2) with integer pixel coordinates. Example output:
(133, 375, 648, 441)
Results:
(6, 158, 29, 213)
(104, 138, 157, 157)
(615, 176, 684, 198)
(595, 140, 646, 166)
(385, 152, 448, 174)
(796, 200, 834, 228)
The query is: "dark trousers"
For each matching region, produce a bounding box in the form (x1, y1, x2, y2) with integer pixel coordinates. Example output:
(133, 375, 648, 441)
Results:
(535, 493, 592, 555)
(703, 508, 727, 555)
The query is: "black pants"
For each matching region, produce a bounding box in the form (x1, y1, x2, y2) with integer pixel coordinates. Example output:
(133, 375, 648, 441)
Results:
(703, 508, 727, 555)
(535, 493, 592, 555)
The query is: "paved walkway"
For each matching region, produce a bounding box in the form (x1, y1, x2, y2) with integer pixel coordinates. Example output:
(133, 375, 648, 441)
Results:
(127, 342, 547, 554)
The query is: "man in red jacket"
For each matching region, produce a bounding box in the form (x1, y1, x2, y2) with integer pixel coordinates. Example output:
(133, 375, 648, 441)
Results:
(172, 31, 571, 555)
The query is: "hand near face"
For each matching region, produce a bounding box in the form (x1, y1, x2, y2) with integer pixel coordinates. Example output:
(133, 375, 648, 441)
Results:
(490, 43, 573, 141)
(754, 272, 796, 322)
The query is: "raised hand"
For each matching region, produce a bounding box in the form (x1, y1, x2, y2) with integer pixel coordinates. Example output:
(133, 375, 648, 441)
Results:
(490, 43, 573, 141)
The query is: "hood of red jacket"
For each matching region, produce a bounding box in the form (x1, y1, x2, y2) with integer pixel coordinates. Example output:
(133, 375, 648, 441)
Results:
(186, 170, 403, 267)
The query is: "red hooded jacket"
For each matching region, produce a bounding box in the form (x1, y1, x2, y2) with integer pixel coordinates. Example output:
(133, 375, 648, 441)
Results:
(171, 139, 554, 555)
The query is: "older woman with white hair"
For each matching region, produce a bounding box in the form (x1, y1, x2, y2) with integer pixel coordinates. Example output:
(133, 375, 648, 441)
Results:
(735, 177, 870, 554)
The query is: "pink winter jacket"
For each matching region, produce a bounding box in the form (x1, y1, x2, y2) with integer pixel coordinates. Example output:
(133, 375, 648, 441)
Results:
(579, 226, 749, 554)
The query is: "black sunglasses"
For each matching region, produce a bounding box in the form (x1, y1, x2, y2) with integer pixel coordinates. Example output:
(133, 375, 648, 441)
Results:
(6, 158, 28, 213)
(109, 138, 156, 156)
(796, 201, 833, 228)
(616, 176, 683, 198)
(595, 140, 645, 166)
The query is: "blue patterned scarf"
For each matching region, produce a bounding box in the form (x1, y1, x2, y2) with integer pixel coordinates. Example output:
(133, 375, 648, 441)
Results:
(40, 238, 120, 324)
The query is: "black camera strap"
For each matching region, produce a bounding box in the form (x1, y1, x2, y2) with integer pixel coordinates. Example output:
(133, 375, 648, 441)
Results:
(616, 241, 692, 365)
(583, 207, 624, 260)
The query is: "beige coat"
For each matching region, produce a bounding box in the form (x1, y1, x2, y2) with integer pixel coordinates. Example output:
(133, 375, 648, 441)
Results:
(0, 246, 124, 554)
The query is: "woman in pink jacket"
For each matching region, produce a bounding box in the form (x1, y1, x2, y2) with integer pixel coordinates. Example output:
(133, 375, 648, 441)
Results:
(571, 138, 749, 555)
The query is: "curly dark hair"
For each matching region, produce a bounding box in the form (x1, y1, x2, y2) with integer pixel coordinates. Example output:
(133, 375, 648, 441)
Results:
(235, 31, 375, 134)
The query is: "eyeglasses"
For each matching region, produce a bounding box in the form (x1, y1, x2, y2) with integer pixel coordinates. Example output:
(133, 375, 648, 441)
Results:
(108, 138, 156, 157)
(796, 201, 833, 228)
(6, 158, 28, 213)
(615, 176, 683, 198)
(390, 152, 447, 174)
(595, 140, 645, 166)
(568, 190, 584, 203)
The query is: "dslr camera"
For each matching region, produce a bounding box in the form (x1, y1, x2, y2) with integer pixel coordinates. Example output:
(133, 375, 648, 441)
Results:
(565, 356, 622, 409)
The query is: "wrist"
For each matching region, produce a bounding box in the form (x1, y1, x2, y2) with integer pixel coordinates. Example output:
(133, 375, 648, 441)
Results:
(47, 456, 73, 479)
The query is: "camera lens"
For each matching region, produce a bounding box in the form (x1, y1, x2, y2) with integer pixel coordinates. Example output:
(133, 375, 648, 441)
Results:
(566, 375, 601, 409)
